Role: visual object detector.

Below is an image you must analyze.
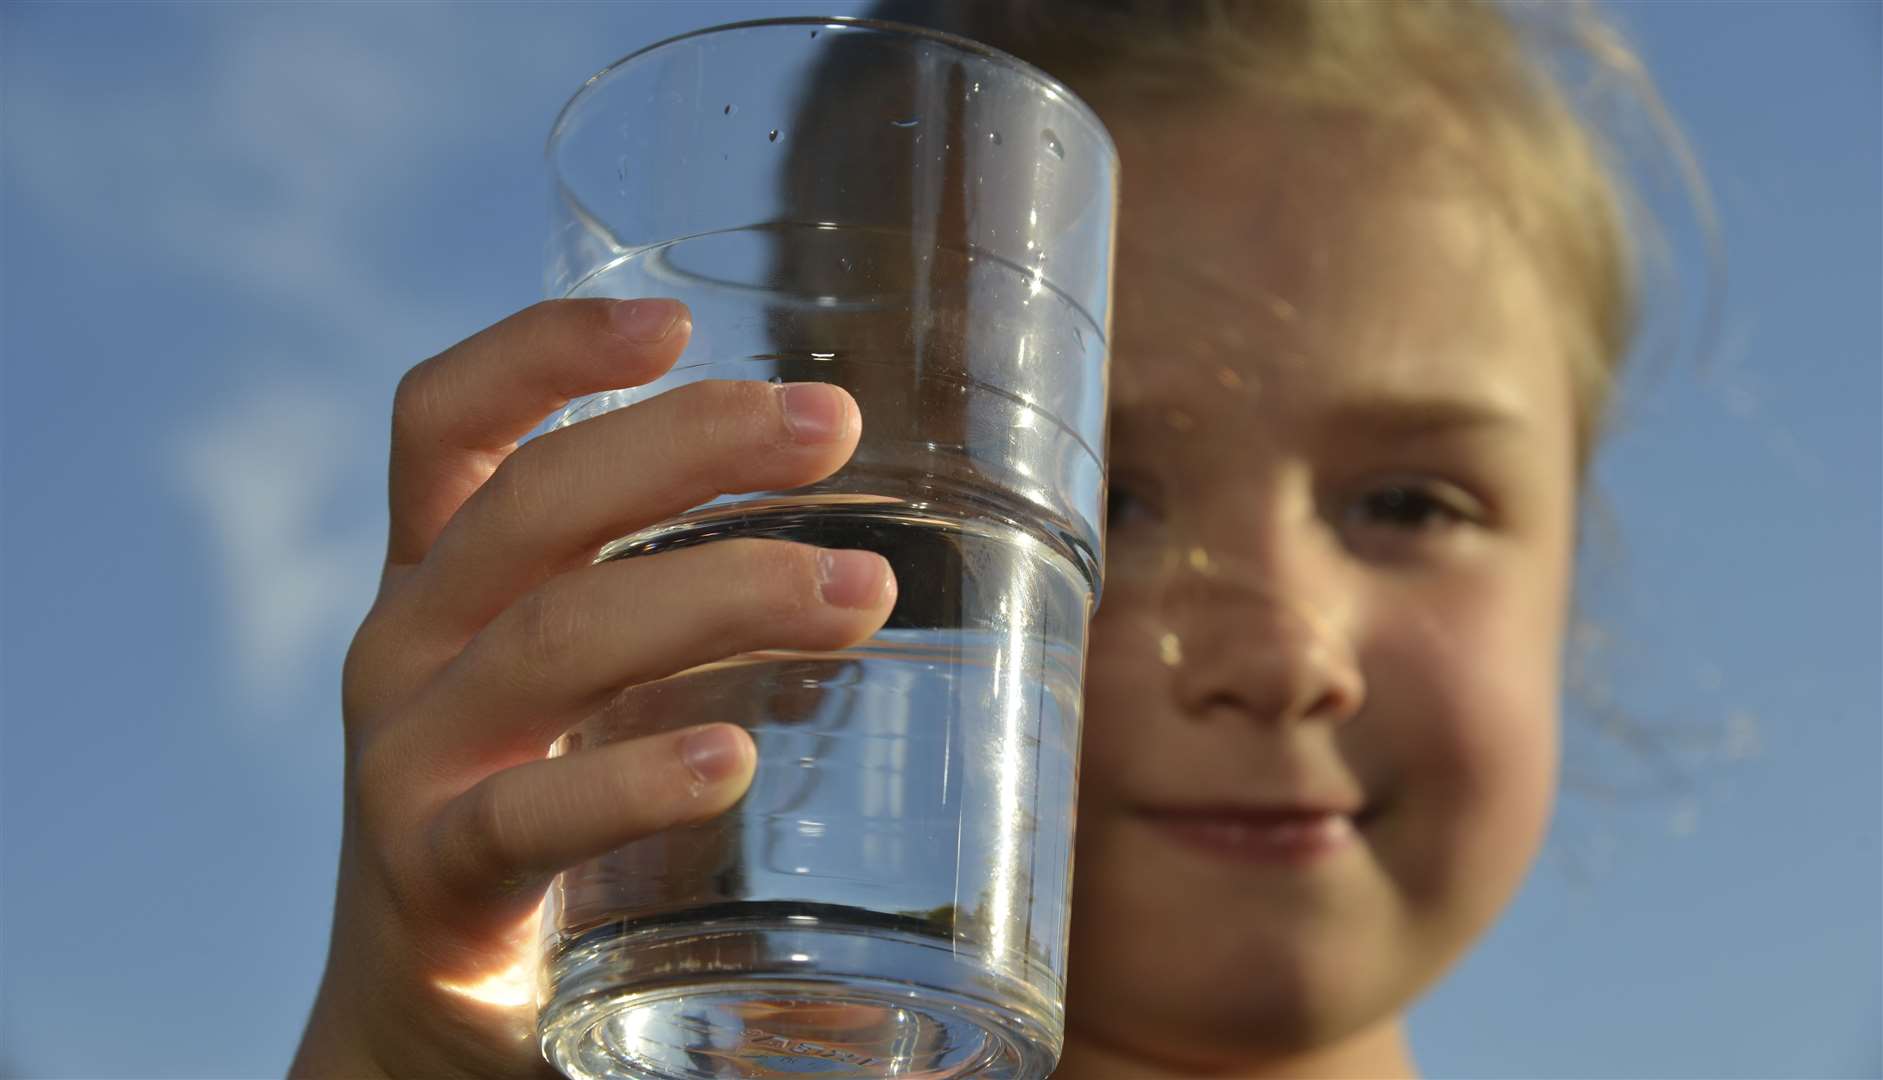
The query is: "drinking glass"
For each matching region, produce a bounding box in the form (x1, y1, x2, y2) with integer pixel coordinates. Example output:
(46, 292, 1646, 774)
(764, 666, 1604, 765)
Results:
(536, 17, 1116, 1080)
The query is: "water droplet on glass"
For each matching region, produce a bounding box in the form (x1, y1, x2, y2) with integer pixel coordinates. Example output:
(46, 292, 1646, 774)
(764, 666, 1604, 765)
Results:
(890, 117, 920, 128)
(1186, 545, 1213, 573)
(768, 375, 785, 385)
(839, 256, 853, 272)
(988, 130, 1003, 145)
(1158, 631, 1184, 667)
(768, 129, 779, 142)
(972, 81, 981, 93)
(1042, 128, 1065, 159)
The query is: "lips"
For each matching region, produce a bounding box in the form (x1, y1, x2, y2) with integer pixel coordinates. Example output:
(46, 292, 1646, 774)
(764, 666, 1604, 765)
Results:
(1136, 803, 1365, 864)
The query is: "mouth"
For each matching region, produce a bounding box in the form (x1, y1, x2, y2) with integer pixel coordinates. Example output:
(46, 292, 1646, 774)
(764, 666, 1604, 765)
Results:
(1135, 803, 1371, 865)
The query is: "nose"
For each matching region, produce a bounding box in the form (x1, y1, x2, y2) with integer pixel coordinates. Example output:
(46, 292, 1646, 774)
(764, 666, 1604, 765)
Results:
(1163, 549, 1366, 728)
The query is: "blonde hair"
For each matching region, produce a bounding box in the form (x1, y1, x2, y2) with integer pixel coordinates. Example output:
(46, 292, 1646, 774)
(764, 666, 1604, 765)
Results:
(869, 0, 1708, 468)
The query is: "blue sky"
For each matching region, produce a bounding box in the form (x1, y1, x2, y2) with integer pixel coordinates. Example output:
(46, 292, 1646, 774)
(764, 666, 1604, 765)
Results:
(2, 3, 1877, 1077)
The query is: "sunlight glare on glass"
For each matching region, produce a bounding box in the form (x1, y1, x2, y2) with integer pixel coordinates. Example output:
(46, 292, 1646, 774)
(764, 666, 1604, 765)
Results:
(435, 957, 536, 1009)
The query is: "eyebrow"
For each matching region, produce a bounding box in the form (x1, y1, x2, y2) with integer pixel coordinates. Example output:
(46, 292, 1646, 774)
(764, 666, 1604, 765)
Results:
(1107, 394, 1530, 442)
(1324, 396, 1530, 440)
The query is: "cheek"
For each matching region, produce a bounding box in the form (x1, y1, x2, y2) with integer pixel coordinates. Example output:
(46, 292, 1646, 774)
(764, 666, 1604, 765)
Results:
(1361, 572, 1562, 918)
(1078, 600, 1170, 790)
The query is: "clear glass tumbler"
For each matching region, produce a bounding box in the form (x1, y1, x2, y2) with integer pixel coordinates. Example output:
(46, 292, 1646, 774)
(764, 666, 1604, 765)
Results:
(535, 17, 1116, 1080)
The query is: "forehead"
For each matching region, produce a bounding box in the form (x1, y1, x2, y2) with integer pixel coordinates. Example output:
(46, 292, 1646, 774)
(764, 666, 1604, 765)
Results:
(1099, 101, 1566, 424)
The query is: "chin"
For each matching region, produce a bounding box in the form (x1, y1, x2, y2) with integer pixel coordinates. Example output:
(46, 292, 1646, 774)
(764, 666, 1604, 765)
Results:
(1061, 833, 1424, 1065)
(1070, 933, 1397, 1060)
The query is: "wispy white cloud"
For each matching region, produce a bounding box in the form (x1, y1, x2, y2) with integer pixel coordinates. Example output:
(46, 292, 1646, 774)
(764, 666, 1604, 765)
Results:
(10, 3, 806, 708)
(8, 7, 600, 705)
(175, 390, 383, 700)
(11, 10, 477, 337)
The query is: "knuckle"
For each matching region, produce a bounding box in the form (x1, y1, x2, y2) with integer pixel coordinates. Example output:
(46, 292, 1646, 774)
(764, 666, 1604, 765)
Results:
(506, 586, 580, 694)
(520, 297, 570, 325)
(518, 299, 591, 366)
(391, 359, 445, 442)
(350, 727, 413, 836)
(440, 780, 532, 895)
(463, 782, 521, 875)
(664, 379, 718, 437)
(743, 381, 791, 441)
(340, 620, 387, 723)
(479, 442, 556, 539)
(733, 540, 823, 625)
(653, 382, 729, 492)
(662, 382, 788, 498)
(678, 379, 774, 444)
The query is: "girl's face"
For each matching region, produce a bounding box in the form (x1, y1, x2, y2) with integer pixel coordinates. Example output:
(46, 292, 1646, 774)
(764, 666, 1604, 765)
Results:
(1066, 101, 1579, 1067)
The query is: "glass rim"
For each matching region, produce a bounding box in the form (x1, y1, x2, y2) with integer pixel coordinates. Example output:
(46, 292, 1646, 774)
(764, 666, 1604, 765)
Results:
(545, 14, 1119, 167)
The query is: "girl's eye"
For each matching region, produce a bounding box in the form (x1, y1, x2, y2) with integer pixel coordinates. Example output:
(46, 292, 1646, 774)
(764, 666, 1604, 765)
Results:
(1106, 484, 1159, 528)
(1349, 483, 1477, 532)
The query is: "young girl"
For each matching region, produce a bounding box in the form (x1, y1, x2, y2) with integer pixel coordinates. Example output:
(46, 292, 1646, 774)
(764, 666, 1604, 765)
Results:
(292, 2, 1672, 1076)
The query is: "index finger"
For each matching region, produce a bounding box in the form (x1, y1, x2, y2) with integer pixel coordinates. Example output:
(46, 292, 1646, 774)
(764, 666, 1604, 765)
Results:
(384, 298, 690, 572)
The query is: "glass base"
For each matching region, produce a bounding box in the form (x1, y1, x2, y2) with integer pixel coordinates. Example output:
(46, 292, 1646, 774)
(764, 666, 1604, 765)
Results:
(540, 914, 1059, 1080)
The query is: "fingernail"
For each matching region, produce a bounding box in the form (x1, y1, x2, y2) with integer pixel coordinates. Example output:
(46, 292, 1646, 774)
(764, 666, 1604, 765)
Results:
(818, 549, 892, 609)
(680, 725, 746, 785)
(611, 299, 683, 343)
(779, 382, 848, 444)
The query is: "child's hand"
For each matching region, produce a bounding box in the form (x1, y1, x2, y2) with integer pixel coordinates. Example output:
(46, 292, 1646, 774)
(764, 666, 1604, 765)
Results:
(290, 299, 898, 1078)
